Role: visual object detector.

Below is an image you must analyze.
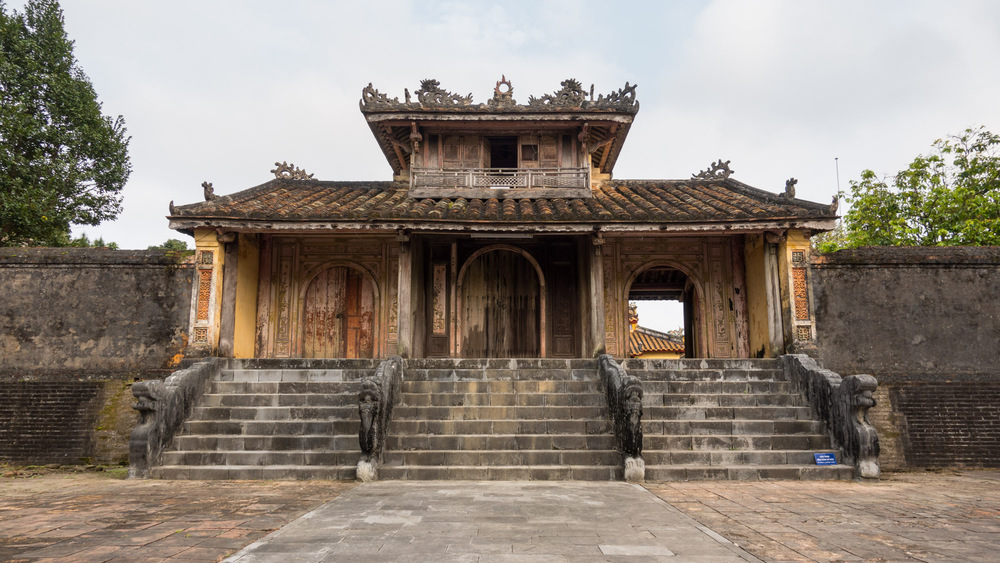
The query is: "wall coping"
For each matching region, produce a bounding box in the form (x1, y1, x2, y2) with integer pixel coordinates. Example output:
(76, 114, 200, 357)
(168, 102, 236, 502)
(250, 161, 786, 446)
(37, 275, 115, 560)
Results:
(0, 248, 194, 267)
(813, 246, 1000, 268)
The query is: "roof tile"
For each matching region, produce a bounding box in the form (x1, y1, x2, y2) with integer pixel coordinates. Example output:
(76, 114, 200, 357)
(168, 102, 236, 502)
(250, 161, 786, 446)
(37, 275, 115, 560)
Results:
(170, 178, 835, 226)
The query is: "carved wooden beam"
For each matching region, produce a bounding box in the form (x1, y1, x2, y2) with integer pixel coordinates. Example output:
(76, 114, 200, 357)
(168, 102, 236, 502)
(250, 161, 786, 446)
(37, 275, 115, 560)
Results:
(597, 123, 619, 170)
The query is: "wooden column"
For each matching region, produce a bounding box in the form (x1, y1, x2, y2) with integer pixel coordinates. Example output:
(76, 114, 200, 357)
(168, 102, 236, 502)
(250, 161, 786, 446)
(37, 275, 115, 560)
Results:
(589, 234, 606, 356)
(396, 236, 413, 358)
(763, 234, 784, 356)
(217, 232, 238, 358)
(253, 235, 272, 357)
(731, 235, 751, 358)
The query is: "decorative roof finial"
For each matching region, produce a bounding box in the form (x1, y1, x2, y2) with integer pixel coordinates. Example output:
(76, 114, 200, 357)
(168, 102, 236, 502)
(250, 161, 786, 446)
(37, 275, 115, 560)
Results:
(415, 79, 473, 107)
(488, 75, 516, 108)
(784, 178, 797, 199)
(271, 161, 314, 180)
(202, 181, 216, 201)
(692, 159, 734, 180)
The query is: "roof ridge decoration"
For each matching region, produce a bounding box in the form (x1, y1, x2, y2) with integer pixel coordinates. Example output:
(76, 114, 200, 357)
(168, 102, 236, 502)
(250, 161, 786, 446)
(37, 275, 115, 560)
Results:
(201, 181, 216, 201)
(488, 75, 516, 109)
(271, 161, 314, 180)
(410, 79, 473, 107)
(359, 78, 638, 113)
(692, 159, 734, 180)
(783, 177, 797, 199)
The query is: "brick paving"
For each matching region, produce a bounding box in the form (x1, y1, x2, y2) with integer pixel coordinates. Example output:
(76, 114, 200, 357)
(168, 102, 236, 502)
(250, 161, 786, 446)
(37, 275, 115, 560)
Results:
(0, 472, 354, 562)
(646, 469, 1000, 562)
(1, 470, 999, 562)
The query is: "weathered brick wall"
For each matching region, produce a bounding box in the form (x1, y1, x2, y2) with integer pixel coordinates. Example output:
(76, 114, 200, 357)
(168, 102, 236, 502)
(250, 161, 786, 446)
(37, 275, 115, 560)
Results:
(0, 249, 194, 464)
(812, 247, 1000, 470)
(0, 381, 101, 464)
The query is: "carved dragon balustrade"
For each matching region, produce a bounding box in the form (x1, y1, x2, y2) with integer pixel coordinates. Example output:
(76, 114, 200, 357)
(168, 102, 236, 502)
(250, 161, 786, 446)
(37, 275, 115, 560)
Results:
(129, 359, 224, 478)
(781, 354, 881, 479)
(597, 354, 645, 482)
(356, 356, 404, 482)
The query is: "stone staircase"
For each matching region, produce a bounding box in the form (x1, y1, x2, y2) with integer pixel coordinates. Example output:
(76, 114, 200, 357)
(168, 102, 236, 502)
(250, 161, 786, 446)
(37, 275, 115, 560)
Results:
(150, 359, 377, 479)
(380, 359, 620, 480)
(149, 357, 853, 481)
(623, 358, 853, 480)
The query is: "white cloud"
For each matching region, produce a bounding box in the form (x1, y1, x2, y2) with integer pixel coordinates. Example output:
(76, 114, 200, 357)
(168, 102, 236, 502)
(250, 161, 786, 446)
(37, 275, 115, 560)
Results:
(14, 0, 993, 248)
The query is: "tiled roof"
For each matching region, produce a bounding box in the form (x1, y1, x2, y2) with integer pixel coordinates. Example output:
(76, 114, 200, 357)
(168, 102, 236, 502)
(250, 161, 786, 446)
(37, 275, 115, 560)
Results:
(629, 326, 684, 356)
(169, 178, 835, 226)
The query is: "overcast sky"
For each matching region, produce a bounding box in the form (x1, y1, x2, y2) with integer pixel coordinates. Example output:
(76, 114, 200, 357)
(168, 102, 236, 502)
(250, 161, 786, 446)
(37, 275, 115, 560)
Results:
(9, 0, 1000, 330)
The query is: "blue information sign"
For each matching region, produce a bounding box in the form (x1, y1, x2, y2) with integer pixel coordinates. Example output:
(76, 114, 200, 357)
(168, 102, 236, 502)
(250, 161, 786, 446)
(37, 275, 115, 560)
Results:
(814, 453, 837, 465)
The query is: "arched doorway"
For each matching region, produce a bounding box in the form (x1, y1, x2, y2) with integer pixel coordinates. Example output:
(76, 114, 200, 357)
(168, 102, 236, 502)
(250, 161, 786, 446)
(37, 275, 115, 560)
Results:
(459, 248, 542, 357)
(627, 265, 702, 358)
(301, 265, 376, 358)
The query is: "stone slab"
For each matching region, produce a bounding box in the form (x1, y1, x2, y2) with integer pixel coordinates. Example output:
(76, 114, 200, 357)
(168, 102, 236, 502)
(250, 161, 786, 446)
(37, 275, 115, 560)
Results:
(224, 481, 758, 562)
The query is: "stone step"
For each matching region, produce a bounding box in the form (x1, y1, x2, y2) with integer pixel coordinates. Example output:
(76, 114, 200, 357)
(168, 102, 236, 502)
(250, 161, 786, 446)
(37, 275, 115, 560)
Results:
(622, 358, 781, 371)
(402, 380, 599, 394)
(181, 420, 358, 435)
(643, 380, 793, 394)
(161, 450, 360, 466)
(388, 419, 610, 436)
(151, 464, 357, 480)
(230, 359, 382, 370)
(642, 449, 839, 465)
(626, 369, 784, 382)
(378, 465, 622, 481)
(201, 393, 357, 407)
(399, 368, 597, 381)
(382, 449, 620, 466)
(647, 393, 806, 407)
(644, 434, 831, 451)
(174, 434, 358, 451)
(386, 433, 616, 451)
(190, 406, 356, 421)
(644, 419, 825, 435)
(400, 391, 604, 407)
(210, 381, 360, 394)
(391, 405, 607, 421)
(643, 406, 814, 420)
(405, 358, 598, 370)
(644, 464, 854, 481)
(222, 369, 372, 383)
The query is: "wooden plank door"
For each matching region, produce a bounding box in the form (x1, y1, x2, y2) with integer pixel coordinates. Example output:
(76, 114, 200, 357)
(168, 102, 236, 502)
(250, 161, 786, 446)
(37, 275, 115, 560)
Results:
(344, 271, 375, 358)
(461, 251, 539, 357)
(303, 266, 374, 358)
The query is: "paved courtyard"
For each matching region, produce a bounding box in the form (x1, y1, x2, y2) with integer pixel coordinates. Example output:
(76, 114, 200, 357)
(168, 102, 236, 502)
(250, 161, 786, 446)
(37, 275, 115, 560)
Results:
(0, 469, 998, 562)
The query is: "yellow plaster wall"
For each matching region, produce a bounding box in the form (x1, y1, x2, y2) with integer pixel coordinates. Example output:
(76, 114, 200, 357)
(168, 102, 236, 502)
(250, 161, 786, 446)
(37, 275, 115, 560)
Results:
(743, 234, 770, 357)
(192, 228, 224, 353)
(780, 229, 814, 343)
(233, 234, 260, 358)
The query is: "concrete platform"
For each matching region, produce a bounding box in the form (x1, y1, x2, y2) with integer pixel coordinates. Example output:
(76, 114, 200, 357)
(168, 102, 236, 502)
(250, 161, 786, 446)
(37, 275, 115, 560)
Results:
(225, 481, 758, 562)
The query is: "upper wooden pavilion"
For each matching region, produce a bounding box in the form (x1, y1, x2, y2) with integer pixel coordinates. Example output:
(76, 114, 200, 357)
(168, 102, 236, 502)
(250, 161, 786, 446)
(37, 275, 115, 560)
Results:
(168, 78, 837, 360)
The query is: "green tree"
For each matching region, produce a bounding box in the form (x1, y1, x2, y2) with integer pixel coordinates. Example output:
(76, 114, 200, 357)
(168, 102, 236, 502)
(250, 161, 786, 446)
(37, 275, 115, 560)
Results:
(0, 0, 131, 247)
(819, 127, 1000, 251)
(67, 232, 117, 249)
(147, 238, 189, 252)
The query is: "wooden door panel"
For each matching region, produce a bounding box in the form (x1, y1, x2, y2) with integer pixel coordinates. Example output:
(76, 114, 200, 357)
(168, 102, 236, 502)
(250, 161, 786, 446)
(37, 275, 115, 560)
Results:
(303, 266, 374, 358)
(461, 251, 539, 358)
